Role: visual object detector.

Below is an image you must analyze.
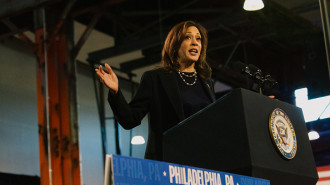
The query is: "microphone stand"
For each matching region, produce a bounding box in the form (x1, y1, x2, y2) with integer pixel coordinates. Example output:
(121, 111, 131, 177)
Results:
(242, 65, 278, 95)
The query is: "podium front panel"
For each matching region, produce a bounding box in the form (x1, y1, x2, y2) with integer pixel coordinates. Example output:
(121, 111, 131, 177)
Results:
(163, 88, 318, 185)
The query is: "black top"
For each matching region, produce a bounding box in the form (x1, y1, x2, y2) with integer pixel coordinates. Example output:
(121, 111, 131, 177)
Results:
(108, 69, 216, 161)
(176, 71, 212, 118)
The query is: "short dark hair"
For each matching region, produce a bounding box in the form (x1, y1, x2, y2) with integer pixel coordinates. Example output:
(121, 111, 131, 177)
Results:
(161, 20, 211, 79)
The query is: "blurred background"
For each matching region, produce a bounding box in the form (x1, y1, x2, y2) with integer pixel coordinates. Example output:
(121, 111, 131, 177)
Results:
(0, 0, 329, 184)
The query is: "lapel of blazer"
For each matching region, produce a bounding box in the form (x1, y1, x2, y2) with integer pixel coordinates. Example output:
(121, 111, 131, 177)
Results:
(201, 78, 216, 102)
(158, 70, 185, 121)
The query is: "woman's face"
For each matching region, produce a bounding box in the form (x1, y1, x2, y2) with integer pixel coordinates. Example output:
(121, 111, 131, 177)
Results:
(177, 26, 202, 67)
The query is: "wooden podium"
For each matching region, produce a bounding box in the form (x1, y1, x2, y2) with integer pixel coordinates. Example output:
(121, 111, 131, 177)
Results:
(163, 88, 318, 185)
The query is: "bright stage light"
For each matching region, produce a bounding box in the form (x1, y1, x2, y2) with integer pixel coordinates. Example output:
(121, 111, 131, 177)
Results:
(308, 131, 320, 140)
(243, 0, 264, 11)
(131, 135, 145, 145)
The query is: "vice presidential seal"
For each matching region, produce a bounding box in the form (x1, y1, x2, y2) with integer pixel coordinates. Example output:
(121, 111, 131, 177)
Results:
(269, 108, 297, 159)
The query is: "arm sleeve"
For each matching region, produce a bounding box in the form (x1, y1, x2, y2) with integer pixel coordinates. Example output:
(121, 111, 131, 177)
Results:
(108, 72, 152, 129)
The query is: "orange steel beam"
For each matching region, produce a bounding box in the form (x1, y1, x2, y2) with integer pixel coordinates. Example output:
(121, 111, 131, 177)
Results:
(56, 28, 81, 185)
(36, 19, 81, 185)
(36, 27, 51, 185)
(47, 30, 63, 185)
(49, 0, 77, 44)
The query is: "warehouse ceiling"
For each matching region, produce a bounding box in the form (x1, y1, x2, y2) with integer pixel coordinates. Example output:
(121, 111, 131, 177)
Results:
(0, 0, 328, 95)
(0, 0, 329, 165)
(70, 0, 329, 99)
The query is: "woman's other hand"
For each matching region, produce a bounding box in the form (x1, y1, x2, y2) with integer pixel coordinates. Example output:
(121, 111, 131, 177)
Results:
(95, 63, 119, 94)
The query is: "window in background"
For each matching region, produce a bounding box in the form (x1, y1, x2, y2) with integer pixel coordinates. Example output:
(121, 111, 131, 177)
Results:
(295, 88, 330, 122)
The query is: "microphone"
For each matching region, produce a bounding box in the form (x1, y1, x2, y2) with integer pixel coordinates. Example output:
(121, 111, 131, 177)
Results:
(232, 61, 252, 77)
(248, 64, 278, 89)
(247, 64, 264, 85)
(232, 61, 278, 90)
(263, 73, 278, 89)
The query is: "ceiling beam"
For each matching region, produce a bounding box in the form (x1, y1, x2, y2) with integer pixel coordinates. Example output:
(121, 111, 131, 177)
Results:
(87, 13, 248, 61)
(291, 2, 320, 14)
(50, 0, 77, 38)
(0, 0, 56, 18)
(2, 18, 36, 50)
(268, 1, 319, 31)
(70, 0, 126, 18)
(120, 54, 161, 72)
(88, 34, 164, 61)
(72, 11, 103, 59)
(121, 8, 230, 17)
(122, 0, 200, 41)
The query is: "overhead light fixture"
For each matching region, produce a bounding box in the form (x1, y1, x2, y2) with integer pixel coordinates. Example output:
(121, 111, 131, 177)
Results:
(243, 0, 265, 11)
(131, 135, 145, 145)
(308, 130, 320, 140)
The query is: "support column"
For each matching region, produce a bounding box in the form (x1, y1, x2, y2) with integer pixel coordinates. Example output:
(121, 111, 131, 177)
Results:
(35, 8, 81, 185)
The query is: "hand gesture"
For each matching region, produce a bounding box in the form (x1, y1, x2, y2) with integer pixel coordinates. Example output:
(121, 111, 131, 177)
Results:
(95, 63, 119, 94)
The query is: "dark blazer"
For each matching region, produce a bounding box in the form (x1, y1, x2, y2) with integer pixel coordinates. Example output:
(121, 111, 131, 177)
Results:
(108, 68, 216, 161)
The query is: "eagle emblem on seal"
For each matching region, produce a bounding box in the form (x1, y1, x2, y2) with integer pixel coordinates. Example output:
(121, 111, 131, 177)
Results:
(269, 108, 297, 159)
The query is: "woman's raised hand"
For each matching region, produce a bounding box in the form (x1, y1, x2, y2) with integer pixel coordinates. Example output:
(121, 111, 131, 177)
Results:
(95, 63, 119, 94)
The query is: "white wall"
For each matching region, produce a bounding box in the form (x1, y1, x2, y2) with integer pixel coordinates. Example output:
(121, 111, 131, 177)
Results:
(0, 38, 40, 176)
(0, 37, 148, 185)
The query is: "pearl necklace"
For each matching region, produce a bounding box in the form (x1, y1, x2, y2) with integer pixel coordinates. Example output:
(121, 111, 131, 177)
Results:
(177, 70, 197, 86)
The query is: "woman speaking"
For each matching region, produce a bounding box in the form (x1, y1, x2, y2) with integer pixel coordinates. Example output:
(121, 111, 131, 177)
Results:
(95, 20, 216, 161)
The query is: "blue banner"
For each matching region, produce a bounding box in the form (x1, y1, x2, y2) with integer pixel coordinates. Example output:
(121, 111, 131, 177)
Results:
(104, 155, 270, 185)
